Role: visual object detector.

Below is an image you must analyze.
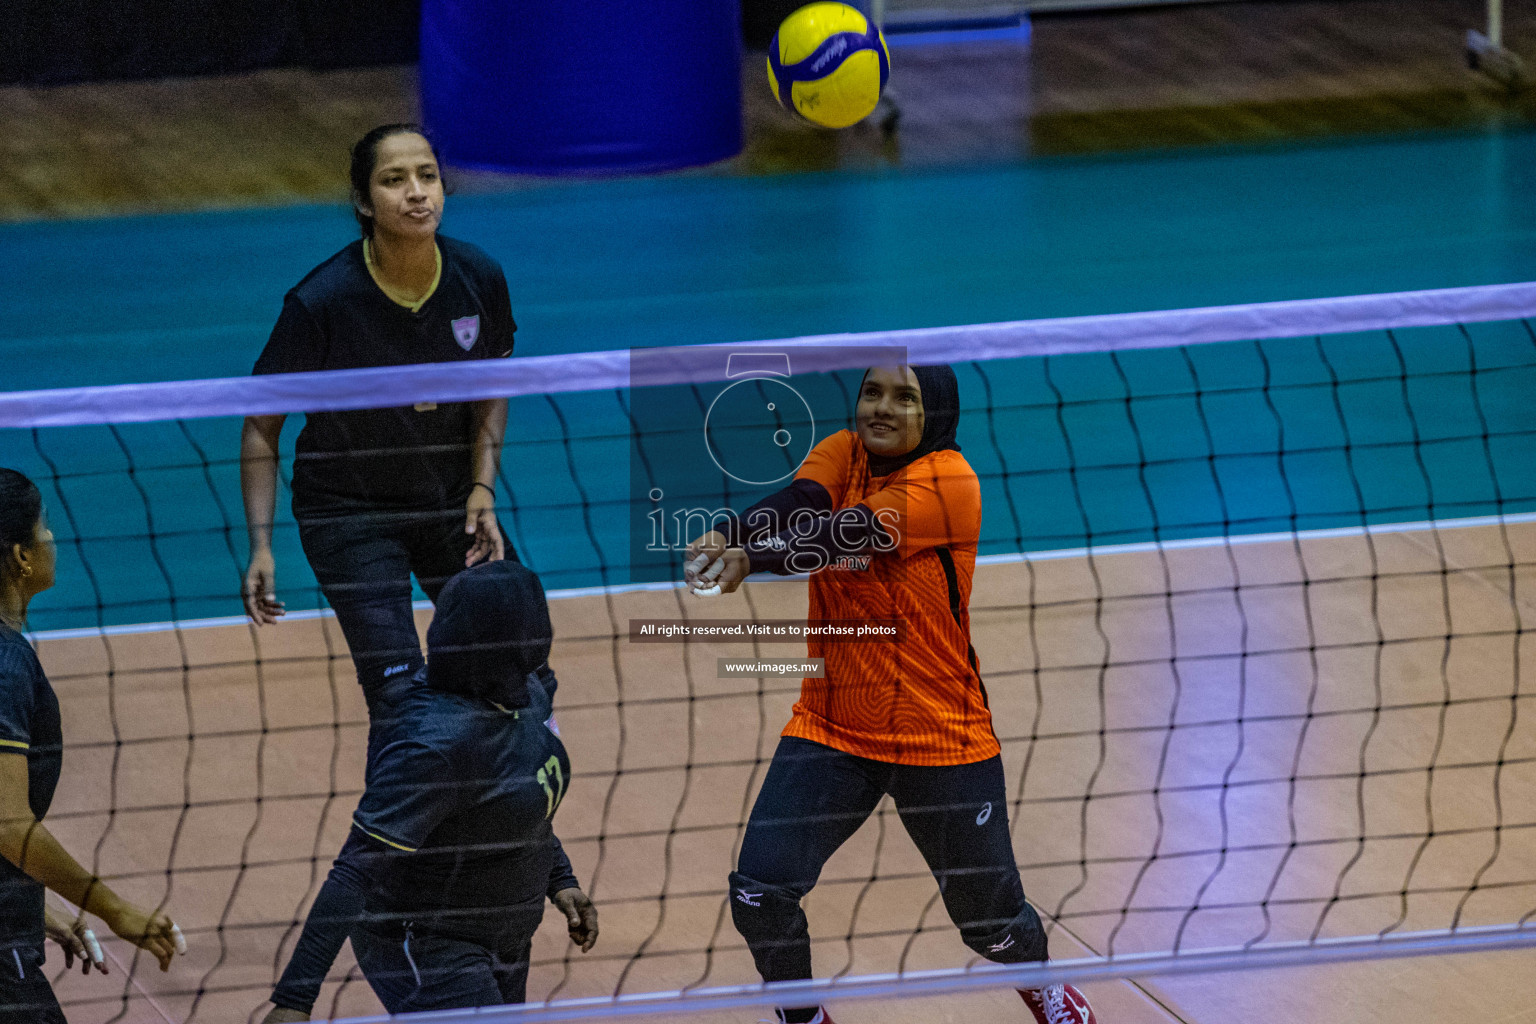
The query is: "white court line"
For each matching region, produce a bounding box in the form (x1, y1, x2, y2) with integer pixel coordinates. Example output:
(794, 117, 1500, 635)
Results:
(27, 510, 1536, 643)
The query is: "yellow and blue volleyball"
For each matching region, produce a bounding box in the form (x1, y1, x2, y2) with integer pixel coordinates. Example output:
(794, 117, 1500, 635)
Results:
(767, 3, 890, 129)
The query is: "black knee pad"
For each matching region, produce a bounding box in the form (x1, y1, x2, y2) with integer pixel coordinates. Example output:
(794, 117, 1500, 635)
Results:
(961, 901, 1049, 965)
(728, 871, 808, 946)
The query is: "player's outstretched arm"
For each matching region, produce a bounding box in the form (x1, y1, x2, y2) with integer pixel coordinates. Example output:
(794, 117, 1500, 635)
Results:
(683, 478, 837, 594)
(683, 533, 752, 595)
(0, 756, 185, 971)
(240, 414, 288, 624)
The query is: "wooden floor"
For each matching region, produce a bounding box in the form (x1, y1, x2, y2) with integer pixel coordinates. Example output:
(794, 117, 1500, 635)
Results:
(29, 518, 1536, 1023)
(3, 0, 1535, 221)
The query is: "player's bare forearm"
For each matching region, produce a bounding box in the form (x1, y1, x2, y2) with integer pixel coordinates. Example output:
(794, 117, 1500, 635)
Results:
(240, 415, 286, 553)
(465, 399, 508, 564)
(1, 764, 182, 968)
(470, 398, 507, 488)
(0, 811, 117, 919)
(0, 755, 106, 911)
(241, 415, 288, 621)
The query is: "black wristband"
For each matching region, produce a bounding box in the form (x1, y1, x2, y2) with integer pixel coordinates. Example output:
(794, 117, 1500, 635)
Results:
(472, 482, 495, 498)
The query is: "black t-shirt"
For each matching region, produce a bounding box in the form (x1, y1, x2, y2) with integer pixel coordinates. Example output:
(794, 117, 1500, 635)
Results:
(351, 668, 578, 943)
(0, 625, 62, 952)
(254, 235, 516, 513)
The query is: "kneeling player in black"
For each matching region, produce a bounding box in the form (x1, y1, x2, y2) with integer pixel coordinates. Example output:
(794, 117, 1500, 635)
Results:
(346, 561, 594, 1014)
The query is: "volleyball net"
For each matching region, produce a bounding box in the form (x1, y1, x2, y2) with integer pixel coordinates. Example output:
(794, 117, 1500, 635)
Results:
(2, 282, 1536, 1022)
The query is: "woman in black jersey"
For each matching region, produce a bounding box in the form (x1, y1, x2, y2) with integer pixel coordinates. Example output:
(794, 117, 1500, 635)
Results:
(241, 122, 517, 699)
(241, 124, 520, 1021)
(1, 469, 185, 1023)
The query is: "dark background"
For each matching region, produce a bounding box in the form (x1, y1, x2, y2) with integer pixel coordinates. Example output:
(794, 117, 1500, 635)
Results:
(0, 0, 811, 85)
(0, 0, 421, 84)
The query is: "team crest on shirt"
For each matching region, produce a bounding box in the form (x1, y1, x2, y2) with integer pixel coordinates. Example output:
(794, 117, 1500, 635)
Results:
(451, 315, 480, 351)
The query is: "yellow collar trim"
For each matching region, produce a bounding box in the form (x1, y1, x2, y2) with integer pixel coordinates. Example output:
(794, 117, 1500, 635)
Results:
(364, 237, 442, 313)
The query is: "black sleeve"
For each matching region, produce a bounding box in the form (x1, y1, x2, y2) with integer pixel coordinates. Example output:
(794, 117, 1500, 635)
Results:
(351, 740, 462, 853)
(720, 479, 834, 547)
(269, 862, 368, 1013)
(743, 504, 892, 576)
(253, 293, 327, 375)
(0, 644, 38, 754)
(485, 264, 515, 359)
(545, 835, 579, 899)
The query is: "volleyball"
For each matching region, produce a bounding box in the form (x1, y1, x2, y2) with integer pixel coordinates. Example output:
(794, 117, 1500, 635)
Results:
(767, 2, 891, 129)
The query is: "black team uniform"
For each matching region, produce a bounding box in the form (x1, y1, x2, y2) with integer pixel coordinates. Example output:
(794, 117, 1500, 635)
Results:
(0, 624, 65, 1024)
(346, 561, 579, 1012)
(255, 235, 521, 1014)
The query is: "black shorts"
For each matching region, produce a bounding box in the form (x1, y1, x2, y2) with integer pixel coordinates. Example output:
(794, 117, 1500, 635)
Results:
(0, 946, 66, 1024)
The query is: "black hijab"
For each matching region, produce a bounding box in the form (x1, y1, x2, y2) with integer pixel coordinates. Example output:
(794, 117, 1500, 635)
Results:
(861, 364, 962, 477)
(425, 560, 552, 708)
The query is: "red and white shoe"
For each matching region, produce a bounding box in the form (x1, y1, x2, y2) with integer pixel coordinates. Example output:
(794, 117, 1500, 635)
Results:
(1019, 984, 1097, 1024)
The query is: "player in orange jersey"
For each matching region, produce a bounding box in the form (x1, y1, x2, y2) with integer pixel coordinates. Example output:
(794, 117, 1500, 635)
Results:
(686, 365, 1097, 1024)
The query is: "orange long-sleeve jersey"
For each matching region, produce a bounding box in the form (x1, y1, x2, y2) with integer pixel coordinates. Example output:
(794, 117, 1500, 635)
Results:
(781, 430, 997, 766)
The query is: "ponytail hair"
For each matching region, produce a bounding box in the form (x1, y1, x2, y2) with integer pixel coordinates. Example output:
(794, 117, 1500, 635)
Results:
(0, 468, 42, 581)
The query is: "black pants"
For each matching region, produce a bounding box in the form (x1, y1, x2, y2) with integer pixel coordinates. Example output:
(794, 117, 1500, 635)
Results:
(731, 737, 1048, 1023)
(0, 946, 67, 1024)
(351, 921, 533, 1013)
(297, 505, 516, 711)
(271, 505, 516, 1013)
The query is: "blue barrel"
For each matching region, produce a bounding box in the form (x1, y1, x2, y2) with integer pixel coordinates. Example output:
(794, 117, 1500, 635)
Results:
(420, 0, 743, 174)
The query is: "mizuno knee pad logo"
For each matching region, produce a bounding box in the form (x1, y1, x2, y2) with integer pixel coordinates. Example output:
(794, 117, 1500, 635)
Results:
(735, 891, 763, 907)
